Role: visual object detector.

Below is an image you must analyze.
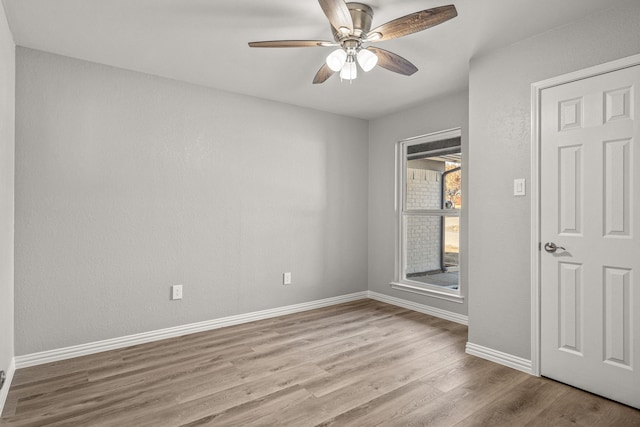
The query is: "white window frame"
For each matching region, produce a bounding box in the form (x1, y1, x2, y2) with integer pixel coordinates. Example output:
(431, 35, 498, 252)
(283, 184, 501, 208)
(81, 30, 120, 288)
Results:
(391, 128, 464, 303)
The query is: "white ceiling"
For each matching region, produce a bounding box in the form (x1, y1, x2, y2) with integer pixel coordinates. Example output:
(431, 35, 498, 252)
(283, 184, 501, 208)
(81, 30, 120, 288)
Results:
(2, 0, 626, 119)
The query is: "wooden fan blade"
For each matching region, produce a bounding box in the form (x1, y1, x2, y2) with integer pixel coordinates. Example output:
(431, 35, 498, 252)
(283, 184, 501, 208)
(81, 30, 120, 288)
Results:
(248, 40, 336, 48)
(367, 5, 457, 42)
(313, 63, 335, 84)
(318, 0, 353, 33)
(367, 47, 418, 76)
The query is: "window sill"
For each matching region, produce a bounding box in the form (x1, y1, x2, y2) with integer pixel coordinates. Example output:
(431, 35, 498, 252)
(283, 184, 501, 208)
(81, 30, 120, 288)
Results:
(390, 281, 465, 304)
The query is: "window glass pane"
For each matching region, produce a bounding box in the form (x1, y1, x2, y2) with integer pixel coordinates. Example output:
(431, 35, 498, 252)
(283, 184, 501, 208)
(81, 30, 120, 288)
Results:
(405, 152, 461, 211)
(398, 131, 462, 293)
(444, 216, 459, 271)
(405, 215, 442, 274)
(404, 214, 459, 290)
(443, 166, 461, 209)
(406, 162, 443, 210)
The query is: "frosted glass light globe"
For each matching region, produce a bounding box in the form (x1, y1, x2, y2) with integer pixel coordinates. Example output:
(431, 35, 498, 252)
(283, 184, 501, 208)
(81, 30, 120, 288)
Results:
(340, 61, 357, 80)
(326, 49, 347, 72)
(357, 49, 378, 72)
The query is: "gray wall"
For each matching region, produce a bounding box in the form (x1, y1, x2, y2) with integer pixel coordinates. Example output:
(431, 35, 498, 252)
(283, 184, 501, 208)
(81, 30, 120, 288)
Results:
(368, 90, 468, 315)
(13, 0, 640, 361)
(0, 1, 15, 381)
(467, 0, 640, 359)
(14, 48, 369, 355)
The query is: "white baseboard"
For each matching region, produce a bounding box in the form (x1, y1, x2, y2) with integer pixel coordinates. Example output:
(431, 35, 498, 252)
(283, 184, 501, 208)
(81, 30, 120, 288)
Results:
(367, 291, 468, 325)
(15, 291, 470, 369)
(15, 291, 369, 369)
(465, 342, 533, 374)
(0, 357, 16, 417)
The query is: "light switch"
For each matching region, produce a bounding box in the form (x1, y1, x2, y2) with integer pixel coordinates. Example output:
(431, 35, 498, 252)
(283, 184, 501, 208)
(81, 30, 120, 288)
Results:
(514, 179, 526, 196)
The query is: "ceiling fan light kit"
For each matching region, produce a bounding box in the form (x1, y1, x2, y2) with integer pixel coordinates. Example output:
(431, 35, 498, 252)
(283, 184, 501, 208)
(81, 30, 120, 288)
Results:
(248, 1, 458, 84)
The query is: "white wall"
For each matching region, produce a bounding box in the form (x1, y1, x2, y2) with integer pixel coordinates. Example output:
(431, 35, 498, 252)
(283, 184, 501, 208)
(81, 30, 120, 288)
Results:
(14, 48, 369, 355)
(368, 90, 468, 315)
(468, 0, 640, 359)
(0, 0, 15, 388)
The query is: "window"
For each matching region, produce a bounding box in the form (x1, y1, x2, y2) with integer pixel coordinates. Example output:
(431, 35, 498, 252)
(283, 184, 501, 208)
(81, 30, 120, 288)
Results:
(392, 128, 464, 303)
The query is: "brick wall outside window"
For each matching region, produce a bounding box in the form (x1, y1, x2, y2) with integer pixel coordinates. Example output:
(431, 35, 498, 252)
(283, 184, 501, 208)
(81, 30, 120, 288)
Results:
(405, 168, 441, 274)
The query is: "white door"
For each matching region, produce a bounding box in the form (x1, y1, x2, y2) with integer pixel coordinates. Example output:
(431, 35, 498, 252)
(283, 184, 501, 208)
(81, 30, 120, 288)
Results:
(541, 64, 640, 409)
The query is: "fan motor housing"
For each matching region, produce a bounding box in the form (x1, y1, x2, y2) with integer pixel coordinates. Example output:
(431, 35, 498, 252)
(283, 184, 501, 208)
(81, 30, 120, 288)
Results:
(333, 2, 373, 40)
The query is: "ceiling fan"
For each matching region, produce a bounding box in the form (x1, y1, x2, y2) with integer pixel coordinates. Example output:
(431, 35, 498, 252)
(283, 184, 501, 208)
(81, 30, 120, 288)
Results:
(248, 1, 457, 84)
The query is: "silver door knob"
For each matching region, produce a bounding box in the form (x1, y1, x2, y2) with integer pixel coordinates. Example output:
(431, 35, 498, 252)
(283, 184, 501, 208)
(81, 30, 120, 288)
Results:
(544, 242, 565, 253)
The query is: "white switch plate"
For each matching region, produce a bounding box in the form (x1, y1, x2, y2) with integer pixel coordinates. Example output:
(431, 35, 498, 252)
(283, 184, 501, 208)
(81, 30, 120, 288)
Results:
(283, 272, 292, 285)
(171, 284, 183, 300)
(514, 179, 526, 196)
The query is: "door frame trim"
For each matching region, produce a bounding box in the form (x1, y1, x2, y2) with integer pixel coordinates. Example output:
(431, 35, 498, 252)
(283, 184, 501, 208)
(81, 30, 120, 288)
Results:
(530, 53, 640, 376)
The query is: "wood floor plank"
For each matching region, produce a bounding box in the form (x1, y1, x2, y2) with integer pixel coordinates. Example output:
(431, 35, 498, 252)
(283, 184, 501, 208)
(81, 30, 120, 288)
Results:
(453, 375, 569, 426)
(2, 299, 638, 426)
(315, 378, 444, 427)
(43, 364, 245, 427)
(314, 325, 465, 375)
(303, 337, 466, 398)
(421, 353, 506, 393)
(362, 357, 532, 426)
(9, 352, 123, 387)
(179, 385, 314, 427)
(522, 383, 640, 427)
(7, 371, 89, 400)
(10, 362, 239, 425)
(106, 364, 329, 427)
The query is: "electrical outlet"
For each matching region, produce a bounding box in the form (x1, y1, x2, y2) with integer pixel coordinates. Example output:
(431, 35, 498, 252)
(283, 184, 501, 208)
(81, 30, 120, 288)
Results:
(171, 284, 183, 300)
(283, 272, 292, 285)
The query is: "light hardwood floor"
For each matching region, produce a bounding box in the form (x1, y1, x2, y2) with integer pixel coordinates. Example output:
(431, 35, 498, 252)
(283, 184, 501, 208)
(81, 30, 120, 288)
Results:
(1, 299, 639, 426)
